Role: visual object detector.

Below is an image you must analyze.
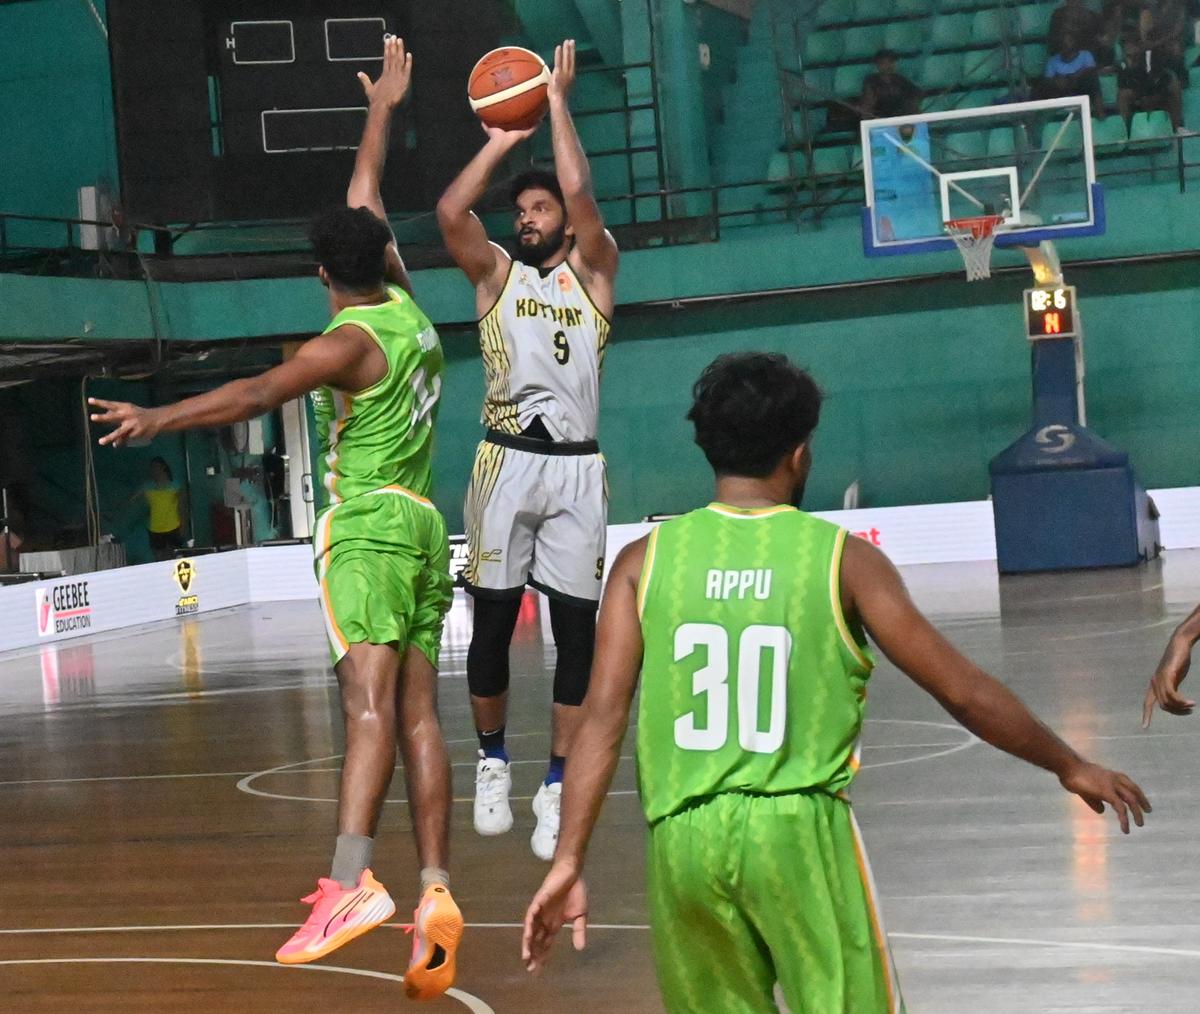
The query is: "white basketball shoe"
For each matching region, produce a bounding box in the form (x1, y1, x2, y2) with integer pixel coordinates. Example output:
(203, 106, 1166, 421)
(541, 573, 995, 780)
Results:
(530, 781, 562, 861)
(473, 751, 513, 836)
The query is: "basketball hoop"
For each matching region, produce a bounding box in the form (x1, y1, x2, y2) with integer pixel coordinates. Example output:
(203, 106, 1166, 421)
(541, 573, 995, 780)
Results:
(946, 214, 1006, 281)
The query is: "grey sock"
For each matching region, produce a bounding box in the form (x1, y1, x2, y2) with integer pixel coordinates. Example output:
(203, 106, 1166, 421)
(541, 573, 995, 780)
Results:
(420, 866, 450, 893)
(330, 833, 374, 889)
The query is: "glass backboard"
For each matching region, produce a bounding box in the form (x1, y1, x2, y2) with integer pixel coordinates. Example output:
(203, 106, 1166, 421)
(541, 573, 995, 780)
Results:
(861, 96, 1104, 256)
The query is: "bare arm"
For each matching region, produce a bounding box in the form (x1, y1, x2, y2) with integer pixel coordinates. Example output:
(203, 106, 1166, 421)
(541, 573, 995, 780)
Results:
(547, 40, 619, 281)
(522, 537, 647, 971)
(350, 35, 414, 295)
(88, 327, 373, 447)
(436, 128, 533, 289)
(1142, 604, 1199, 726)
(842, 535, 1149, 832)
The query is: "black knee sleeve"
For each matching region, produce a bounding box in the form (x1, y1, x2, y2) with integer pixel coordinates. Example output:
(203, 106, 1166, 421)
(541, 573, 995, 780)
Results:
(550, 597, 597, 707)
(467, 595, 521, 698)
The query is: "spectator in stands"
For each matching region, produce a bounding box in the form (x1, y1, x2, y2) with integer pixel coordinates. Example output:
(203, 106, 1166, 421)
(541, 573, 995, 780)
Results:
(1036, 32, 1106, 114)
(1048, 0, 1115, 68)
(860, 50, 922, 119)
(138, 456, 188, 561)
(1118, 7, 1186, 130)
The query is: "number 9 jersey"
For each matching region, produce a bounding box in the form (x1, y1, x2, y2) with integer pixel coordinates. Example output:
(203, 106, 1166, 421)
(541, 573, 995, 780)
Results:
(479, 258, 610, 440)
(634, 503, 876, 826)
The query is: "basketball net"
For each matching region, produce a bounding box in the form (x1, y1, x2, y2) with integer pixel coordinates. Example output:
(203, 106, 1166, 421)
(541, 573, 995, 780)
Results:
(945, 215, 1006, 282)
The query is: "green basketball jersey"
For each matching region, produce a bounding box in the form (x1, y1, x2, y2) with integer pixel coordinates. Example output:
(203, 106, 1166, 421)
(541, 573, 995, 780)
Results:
(635, 503, 875, 825)
(312, 286, 443, 508)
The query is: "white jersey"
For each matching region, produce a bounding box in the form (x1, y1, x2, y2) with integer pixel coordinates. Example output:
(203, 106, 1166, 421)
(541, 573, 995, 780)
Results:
(479, 256, 611, 441)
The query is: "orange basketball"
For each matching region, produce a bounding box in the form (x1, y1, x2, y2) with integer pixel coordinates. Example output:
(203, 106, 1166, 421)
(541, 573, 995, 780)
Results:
(468, 47, 550, 131)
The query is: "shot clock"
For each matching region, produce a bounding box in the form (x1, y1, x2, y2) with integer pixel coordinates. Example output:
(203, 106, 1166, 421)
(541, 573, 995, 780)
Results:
(1024, 286, 1078, 340)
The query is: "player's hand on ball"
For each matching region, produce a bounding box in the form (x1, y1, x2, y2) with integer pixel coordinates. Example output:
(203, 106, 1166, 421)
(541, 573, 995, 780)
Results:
(1058, 761, 1151, 834)
(1142, 637, 1194, 727)
(481, 121, 542, 146)
(522, 864, 588, 973)
(548, 39, 577, 103)
(88, 398, 162, 447)
(358, 35, 412, 108)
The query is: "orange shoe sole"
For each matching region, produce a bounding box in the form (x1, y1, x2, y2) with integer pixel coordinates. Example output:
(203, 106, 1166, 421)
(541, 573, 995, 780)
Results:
(404, 899, 464, 1000)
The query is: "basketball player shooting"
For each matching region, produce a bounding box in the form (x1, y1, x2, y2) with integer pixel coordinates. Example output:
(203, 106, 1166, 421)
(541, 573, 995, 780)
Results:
(523, 352, 1150, 1012)
(436, 39, 619, 860)
(88, 37, 464, 1001)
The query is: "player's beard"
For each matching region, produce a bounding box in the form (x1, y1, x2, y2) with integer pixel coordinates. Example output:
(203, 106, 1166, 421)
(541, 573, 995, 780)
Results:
(515, 223, 567, 266)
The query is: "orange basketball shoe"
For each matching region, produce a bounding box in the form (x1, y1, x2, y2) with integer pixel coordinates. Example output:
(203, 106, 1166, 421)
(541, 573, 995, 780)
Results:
(404, 883, 464, 1000)
(275, 869, 395, 965)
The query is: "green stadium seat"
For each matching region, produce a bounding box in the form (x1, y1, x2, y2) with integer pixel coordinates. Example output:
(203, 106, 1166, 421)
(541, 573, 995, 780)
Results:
(804, 32, 844, 66)
(844, 25, 886, 61)
(938, 0, 979, 11)
(833, 62, 873, 98)
(854, 0, 893, 21)
(971, 9, 1008, 46)
(884, 21, 924, 55)
(789, 106, 829, 143)
(767, 151, 791, 182)
(894, 0, 932, 14)
(1017, 4, 1048, 40)
(816, 0, 855, 27)
(959, 88, 1000, 109)
(932, 14, 972, 51)
(1090, 115, 1127, 153)
(940, 129, 989, 161)
(1023, 44, 1048, 75)
(1128, 110, 1173, 146)
(811, 145, 852, 176)
(962, 48, 1005, 85)
(1041, 116, 1084, 155)
(1099, 71, 1118, 110)
(920, 53, 964, 89)
(987, 126, 1018, 157)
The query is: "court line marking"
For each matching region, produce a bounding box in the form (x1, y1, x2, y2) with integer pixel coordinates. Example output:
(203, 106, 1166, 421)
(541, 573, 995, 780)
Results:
(0, 722, 978, 793)
(0, 957, 492, 1013)
(1, 925, 1196, 963)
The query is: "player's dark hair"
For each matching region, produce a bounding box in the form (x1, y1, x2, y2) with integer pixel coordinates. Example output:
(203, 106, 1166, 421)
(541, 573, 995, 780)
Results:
(308, 205, 392, 291)
(149, 456, 172, 481)
(509, 169, 565, 210)
(687, 353, 823, 478)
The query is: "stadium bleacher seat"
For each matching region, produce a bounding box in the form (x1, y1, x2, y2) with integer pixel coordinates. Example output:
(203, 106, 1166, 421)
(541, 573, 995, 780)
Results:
(921, 53, 965, 90)
(1091, 115, 1128, 154)
(884, 21, 924, 56)
(843, 25, 886, 62)
(932, 14, 972, 51)
(1128, 110, 1173, 147)
(804, 32, 844, 66)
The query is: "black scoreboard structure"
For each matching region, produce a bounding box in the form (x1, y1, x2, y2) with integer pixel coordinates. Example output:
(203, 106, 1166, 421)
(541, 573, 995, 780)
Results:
(108, 1, 508, 223)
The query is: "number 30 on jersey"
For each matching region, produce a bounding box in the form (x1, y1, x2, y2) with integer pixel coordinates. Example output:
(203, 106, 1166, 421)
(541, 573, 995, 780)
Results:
(673, 623, 791, 754)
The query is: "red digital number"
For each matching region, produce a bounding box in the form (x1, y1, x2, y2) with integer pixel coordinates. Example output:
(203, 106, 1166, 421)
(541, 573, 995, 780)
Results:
(1044, 312, 1061, 335)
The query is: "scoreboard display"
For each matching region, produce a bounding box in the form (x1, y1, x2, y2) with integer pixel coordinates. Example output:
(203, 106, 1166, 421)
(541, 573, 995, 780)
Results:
(108, 0, 506, 223)
(1023, 285, 1078, 340)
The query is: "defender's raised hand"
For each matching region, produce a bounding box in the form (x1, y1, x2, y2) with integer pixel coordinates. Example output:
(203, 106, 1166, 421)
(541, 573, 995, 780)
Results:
(88, 398, 162, 447)
(358, 34, 413, 109)
(547, 39, 577, 104)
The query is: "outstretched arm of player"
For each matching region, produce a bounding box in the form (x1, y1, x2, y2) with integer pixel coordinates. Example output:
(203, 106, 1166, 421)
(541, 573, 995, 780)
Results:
(1143, 604, 1199, 727)
(436, 124, 536, 288)
(546, 40, 618, 279)
(350, 34, 414, 295)
(88, 326, 371, 447)
(842, 535, 1151, 833)
(522, 537, 646, 974)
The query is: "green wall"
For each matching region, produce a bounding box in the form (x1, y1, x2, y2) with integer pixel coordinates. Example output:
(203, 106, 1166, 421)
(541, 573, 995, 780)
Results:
(0, 0, 117, 220)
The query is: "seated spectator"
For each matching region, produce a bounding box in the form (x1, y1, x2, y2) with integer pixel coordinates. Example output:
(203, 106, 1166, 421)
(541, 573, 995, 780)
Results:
(860, 50, 922, 119)
(1049, 0, 1115, 67)
(1118, 8, 1186, 130)
(1035, 33, 1106, 114)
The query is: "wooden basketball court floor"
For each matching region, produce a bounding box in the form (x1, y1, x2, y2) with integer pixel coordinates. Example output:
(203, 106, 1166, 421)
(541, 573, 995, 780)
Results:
(1, 551, 1198, 1013)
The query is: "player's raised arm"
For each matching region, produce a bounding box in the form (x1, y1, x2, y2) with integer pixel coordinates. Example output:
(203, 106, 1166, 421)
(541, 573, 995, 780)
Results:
(436, 124, 536, 290)
(89, 326, 373, 447)
(841, 535, 1151, 833)
(547, 40, 619, 284)
(1143, 604, 1199, 727)
(349, 34, 414, 294)
(522, 537, 646, 973)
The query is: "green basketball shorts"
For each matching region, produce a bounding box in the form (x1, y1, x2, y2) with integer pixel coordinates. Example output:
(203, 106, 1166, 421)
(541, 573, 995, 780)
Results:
(313, 486, 452, 668)
(647, 791, 904, 1014)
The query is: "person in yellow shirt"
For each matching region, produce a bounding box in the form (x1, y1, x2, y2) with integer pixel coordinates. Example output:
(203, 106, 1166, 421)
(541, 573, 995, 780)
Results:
(141, 456, 187, 561)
